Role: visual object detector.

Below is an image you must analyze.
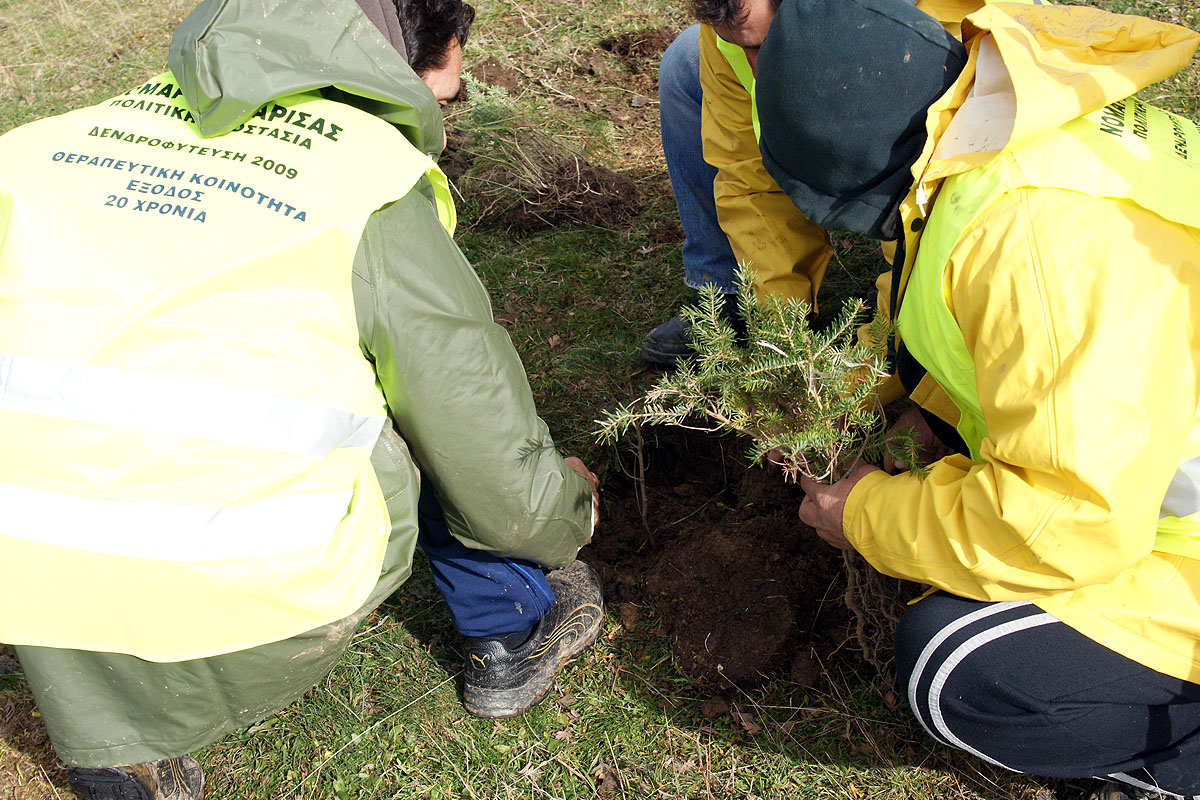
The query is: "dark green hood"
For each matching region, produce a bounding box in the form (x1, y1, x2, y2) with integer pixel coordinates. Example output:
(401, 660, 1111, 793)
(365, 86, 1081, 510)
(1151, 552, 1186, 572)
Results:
(757, 0, 966, 240)
(169, 0, 444, 157)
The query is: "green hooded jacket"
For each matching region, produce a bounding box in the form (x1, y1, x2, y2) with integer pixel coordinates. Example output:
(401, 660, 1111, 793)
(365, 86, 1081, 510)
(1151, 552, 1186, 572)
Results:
(12, 0, 592, 767)
(167, 0, 593, 572)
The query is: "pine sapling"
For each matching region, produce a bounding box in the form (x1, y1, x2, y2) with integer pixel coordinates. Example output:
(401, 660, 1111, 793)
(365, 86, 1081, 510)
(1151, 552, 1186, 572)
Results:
(596, 266, 921, 484)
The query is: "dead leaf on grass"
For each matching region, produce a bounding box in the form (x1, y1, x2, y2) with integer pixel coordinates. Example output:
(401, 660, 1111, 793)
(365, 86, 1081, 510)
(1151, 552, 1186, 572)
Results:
(730, 705, 762, 735)
(591, 761, 624, 798)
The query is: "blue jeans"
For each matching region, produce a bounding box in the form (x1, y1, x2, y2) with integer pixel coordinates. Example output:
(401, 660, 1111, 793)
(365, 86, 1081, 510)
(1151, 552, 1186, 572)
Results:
(660, 25, 738, 295)
(417, 481, 555, 638)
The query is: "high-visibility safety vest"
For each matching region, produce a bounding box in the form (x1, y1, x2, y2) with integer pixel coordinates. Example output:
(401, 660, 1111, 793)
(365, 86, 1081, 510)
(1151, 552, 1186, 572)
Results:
(0, 73, 455, 661)
(897, 95, 1200, 559)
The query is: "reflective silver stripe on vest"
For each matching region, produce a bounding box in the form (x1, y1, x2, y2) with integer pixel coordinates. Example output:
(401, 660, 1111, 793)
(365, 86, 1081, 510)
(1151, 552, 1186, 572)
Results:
(1161, 455, 1200, 519)
(1, 481, 354, 560)
(0, 352, 384, 455)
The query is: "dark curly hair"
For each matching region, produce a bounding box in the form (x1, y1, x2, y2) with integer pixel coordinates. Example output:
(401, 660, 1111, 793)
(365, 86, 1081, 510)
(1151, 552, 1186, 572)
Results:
(394, 0, 476, 74)
(691, 0, 780, 28)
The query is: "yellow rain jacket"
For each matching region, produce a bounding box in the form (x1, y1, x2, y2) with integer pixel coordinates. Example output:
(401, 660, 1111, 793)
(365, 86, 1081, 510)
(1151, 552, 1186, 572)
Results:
(843, 3, 1200, 682)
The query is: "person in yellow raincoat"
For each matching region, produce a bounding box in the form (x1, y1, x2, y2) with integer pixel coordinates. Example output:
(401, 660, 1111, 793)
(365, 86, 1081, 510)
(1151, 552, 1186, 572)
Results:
(641, 0, 832, 367)
(642, 0, 1013, 367)
(755, 0, 1200, 797)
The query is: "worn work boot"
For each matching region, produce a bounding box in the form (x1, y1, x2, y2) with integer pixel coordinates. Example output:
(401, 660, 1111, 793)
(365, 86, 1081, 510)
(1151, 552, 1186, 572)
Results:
(67, 755, 204, 800)
(1088, 780, 1167, 800)
(462, 560, 604, 718)
(639, 291, 745, 368)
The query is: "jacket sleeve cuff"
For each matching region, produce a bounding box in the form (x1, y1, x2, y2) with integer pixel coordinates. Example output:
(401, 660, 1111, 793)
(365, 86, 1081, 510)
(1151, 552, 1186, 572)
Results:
(843, 469, 891, 546)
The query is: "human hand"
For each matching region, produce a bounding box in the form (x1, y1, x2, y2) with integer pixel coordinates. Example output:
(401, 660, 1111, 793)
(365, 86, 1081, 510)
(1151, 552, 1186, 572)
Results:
(798, 464, 880, 550)
(883, 406, 952, 473)
(564, 456, 600, 528)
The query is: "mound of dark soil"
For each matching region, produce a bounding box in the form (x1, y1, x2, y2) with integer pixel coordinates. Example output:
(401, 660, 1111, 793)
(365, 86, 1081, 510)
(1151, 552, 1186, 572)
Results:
(494, 157, 641, 231)
(646, 525, 801, 686)
(468, 56, 522, 94)
(589, 427, 885, 689)
(599, 27, 677, 61)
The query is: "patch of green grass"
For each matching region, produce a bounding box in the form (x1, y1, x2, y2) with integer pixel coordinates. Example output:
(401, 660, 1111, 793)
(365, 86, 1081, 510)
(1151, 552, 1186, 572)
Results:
(461, 207, 690, 458)
(190, 579, 1069, 799)
(0, 0, 194, 131)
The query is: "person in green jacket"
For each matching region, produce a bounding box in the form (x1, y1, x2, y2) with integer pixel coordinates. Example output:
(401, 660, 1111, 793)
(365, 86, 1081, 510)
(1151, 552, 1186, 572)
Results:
(0, 1, 602, 798)
(755, 0, 1200, 797)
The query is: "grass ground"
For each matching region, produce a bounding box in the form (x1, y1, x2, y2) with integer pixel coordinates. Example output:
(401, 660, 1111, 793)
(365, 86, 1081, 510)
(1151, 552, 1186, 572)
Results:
(1, 0, 1197, 798)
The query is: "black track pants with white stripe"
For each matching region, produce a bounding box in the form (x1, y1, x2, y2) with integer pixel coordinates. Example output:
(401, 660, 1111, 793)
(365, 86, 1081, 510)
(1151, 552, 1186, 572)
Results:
(895, 592, 1200, 798)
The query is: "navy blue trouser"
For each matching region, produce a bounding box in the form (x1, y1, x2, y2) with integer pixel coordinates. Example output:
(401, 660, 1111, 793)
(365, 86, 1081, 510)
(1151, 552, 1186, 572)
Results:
(416, 481, 555, 638)
(896, 592, 1200, 798)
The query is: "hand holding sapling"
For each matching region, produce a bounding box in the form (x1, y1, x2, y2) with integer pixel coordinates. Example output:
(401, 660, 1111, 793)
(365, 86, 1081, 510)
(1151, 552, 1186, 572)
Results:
(798, 465, 881, 549)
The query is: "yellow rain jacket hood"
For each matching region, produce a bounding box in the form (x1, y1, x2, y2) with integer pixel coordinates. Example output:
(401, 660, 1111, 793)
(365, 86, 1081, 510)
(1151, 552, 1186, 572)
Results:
(762, 0, 1200, 683)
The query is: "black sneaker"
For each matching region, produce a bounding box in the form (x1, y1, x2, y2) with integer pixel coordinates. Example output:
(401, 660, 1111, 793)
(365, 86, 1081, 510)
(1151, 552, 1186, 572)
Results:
(67, 756, 204, 800)
(462, 560, 604, 718)
(640, 314, 694, 366)
(639, 292, 745, 368)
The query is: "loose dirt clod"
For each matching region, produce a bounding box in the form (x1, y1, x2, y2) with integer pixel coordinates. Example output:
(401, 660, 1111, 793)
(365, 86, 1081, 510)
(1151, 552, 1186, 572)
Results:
(598, 27, 678, 61)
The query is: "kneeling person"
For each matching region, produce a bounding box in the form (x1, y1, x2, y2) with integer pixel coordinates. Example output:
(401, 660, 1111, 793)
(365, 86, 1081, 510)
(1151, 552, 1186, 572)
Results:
(758, 0, 1200, 796)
